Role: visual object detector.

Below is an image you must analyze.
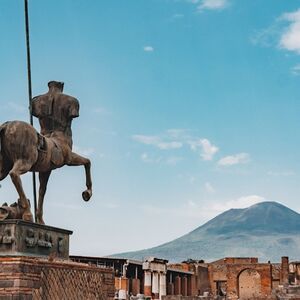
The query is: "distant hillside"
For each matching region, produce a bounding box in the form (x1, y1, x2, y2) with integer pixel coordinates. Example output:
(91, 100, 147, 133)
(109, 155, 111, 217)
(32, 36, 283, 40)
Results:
(112, 201, 300, 262)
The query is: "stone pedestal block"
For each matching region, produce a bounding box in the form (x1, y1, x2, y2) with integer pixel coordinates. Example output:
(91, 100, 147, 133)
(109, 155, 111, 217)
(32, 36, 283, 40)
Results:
(0, 220, 72, 260)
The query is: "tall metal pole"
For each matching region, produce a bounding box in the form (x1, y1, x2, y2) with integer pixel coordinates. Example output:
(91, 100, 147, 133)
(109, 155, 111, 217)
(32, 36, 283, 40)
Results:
(24, 0, 37, 222)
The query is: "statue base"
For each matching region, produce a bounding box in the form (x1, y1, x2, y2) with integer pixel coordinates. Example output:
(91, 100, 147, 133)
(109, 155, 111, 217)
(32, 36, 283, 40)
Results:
(0, 220, 72, 260)
(0, 256, 115, 299)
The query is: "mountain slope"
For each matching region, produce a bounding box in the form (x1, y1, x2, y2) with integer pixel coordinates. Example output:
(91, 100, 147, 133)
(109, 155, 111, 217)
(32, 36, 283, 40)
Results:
(113, 201, 300, 262)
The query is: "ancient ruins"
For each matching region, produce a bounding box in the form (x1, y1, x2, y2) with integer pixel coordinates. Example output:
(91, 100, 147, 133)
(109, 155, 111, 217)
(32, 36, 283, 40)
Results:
(72, 255, 300, 300)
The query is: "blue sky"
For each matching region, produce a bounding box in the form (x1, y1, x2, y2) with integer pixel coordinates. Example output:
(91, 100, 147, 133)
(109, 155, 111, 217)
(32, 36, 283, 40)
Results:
(1, 0, 300, 256)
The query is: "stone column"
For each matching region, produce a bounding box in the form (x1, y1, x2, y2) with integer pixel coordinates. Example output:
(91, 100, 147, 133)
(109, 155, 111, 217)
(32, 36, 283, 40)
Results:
(182, 276, 188, 296)
(159, 272, 167, 299)
(281, 256, 289, 286)
(187, 275, 192, 296)
(174, 275, 181, 295)
(118, 277, 128, 300)
(152, 272, 159, 300)
(168, 273, 174, 295)
(132, 278, 140, 296)
(297, 264, 300, 285)
(167, 282, 174, 295)
(144, 270, 152, 297)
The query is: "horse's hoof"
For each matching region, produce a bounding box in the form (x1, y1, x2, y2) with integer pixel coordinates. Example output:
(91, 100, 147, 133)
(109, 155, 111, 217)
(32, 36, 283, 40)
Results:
(22, 211, 33, 222)
(82, 190, 92, 202)
(37, 218, 45, 225)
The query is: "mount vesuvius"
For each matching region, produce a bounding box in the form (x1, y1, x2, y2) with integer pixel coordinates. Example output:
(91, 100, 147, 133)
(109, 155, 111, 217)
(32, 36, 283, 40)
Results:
(113, 201, 300, 262)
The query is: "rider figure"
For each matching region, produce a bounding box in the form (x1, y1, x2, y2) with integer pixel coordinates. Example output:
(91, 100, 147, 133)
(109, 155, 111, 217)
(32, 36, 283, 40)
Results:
(32, 81, 80, 140)
(32, 81, 80, 167)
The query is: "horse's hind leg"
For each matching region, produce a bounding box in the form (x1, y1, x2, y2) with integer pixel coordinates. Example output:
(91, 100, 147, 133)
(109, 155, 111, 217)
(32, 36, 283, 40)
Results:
(36, 171, 51, 225)
(67, 152, 92, 201)
(9, 160, 33, 222)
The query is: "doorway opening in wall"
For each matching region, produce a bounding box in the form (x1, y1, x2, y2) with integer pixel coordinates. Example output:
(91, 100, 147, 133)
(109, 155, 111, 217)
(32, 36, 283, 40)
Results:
(216, 280, 227, 297)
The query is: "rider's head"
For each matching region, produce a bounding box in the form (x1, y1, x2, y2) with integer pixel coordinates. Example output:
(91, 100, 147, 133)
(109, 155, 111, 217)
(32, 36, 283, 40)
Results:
(48, 81, 64, 92)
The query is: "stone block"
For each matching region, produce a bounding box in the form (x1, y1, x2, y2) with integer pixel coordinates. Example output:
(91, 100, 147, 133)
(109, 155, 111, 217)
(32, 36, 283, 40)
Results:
(0, 220, 72, 260)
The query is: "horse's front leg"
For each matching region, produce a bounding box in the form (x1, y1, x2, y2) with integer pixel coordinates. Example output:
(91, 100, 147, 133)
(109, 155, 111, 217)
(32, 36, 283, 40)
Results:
(67, 152, 92, 201)
(9, 160, 33, 222)
(36, 171, 51, 225)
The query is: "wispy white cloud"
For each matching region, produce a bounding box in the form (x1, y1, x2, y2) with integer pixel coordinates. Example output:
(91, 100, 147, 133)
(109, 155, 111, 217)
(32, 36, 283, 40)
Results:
(279, 9, 300, 54)
(141, 153, 182, 165)
(165, 156, 183, 165)
(133, 135, 160, 145)
(211, 195, 265, 212)
(251, 24, 280, 48)
(189, 138, 219, 161)
(172, 13, 184, 19)
(166, 128, 189, 138)
(141, 195, 266, 220)
(205, 182, 215, 193)
(218, 153, 250, 166)
(157, 141, 183, 150)
(197, 0, 228, 11)
(132, 134, 183, 150)
(291, 64, 300, 75)
(133, 131, 219, 161)
(253, 9, 300, 56)
(133, 130, 250, 168)
(143, 46, 154, 52)
(141, 152, 161, 164)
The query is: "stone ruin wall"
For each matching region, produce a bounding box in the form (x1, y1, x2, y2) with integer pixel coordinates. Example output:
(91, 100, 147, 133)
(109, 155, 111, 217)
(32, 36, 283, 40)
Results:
(0, 256, 115, 299)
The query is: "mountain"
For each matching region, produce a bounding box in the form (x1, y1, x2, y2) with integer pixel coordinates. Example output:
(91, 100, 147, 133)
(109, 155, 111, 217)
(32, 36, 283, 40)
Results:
(112, 201, 300, 262)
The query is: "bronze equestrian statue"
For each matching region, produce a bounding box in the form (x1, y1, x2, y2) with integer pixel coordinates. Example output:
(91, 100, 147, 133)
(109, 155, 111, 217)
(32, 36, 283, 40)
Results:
(0, 81, 92, 224)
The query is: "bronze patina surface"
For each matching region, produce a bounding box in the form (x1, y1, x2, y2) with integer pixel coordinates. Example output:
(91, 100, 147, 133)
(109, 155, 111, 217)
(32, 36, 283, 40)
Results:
(0, 81, 92, 224)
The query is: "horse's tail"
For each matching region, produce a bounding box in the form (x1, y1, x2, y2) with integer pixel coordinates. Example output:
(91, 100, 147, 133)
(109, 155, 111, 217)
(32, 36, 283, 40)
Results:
(0, 121, 10, 149)
(0, 123, 7, 153)
(0, 123, 8, 180)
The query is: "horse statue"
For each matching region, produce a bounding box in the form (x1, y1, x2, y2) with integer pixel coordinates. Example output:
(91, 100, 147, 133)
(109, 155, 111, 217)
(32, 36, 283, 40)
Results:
(0, 81, 92, 224)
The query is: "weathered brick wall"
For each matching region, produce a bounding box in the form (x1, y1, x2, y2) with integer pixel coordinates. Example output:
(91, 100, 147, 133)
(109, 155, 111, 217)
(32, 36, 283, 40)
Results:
(208, 263, 227, 295)
(197, 266, 210, 295)
(238, 269, 261, 299)
(207, 262, 273, 300)
(280, 256, 289, 285)
(225, 257, 258, 264)
(227, 263, 272, 300)
(0, 257, 115, 299)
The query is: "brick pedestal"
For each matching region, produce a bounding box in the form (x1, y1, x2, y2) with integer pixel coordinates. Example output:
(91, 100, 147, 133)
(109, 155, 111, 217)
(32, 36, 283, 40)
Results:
(0, 256, 115, 299)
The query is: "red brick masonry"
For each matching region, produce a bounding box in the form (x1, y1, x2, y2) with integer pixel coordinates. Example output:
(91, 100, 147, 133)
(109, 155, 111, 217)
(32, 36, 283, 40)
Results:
(0, 256, 115, 300)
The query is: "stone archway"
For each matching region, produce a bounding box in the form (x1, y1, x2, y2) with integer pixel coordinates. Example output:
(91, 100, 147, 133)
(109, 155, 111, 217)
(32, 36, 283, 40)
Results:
(238, 269, 262, 300)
